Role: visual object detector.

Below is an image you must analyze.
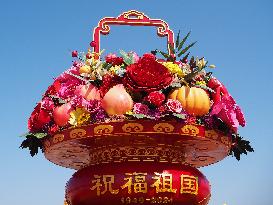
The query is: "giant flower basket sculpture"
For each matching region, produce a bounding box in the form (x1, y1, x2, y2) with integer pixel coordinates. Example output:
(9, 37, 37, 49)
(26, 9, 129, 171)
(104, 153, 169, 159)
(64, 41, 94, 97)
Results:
(21, 10, 253, 205)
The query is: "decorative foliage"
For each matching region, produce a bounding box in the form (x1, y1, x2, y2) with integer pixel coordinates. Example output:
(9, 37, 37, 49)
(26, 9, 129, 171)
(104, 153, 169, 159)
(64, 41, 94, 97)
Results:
(230, 134, 254, 160)
(20, 31, 252, 159)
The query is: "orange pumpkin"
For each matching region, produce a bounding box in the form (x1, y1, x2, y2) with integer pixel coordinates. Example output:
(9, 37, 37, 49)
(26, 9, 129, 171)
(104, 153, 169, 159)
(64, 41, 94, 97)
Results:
(169, 86, 210, 116)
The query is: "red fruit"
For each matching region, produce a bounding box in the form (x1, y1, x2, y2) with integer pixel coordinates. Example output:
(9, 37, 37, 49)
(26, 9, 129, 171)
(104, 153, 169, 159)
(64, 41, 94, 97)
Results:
(53, 103, 73, 127)
(90, 41, 96, 47)
(183, 58, 188, 63)
(101, 84, 133, 115)
(86, 53, 92, 59)
(71, 50, 78, 57)
(75, 84, 101, 101)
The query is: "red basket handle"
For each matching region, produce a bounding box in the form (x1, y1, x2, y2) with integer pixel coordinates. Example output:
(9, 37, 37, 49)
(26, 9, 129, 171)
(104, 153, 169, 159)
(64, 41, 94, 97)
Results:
(92, 10, 175, 57)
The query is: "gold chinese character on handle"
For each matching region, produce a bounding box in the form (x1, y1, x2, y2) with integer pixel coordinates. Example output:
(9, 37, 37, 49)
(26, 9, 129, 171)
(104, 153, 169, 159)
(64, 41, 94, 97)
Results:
(91, 175, 119, 196)
(150, 172, 177, 193)
(180, 175, 198, 195)
(121, 172, 148, 194)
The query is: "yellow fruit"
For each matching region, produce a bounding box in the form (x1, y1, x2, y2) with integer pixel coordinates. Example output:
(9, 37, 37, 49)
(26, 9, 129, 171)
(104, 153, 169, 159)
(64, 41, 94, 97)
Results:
(169, 86, 210, 116)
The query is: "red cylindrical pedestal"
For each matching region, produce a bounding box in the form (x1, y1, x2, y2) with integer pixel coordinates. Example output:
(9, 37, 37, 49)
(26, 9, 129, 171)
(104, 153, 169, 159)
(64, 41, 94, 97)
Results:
(66, 163, 210, 205)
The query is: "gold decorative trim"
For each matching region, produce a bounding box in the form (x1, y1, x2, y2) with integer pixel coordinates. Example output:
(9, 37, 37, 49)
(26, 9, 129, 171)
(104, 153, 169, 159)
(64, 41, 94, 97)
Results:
(89, 145, 186, 165)
(122, 10, 144, 20)
(94, 125, 114, 135)
(181, 125, 200, 137)
(205, 130, 218, 140)
(53, 134, 64, 144)
(69, 128, 86, 139)
(44, 121, 232, 169)
(153, 123, 174, 133)
(122, 123, 144, 133)
(221, 136, 230, 146)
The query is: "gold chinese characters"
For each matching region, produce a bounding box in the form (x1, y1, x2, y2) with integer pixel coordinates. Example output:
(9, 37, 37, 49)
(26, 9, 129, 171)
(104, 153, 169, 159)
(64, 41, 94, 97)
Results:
(90, 173, 198, 196)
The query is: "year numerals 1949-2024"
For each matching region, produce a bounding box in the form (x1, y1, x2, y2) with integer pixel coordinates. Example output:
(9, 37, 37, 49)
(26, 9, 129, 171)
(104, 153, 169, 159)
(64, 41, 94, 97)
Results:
(121, 196, 173, 204)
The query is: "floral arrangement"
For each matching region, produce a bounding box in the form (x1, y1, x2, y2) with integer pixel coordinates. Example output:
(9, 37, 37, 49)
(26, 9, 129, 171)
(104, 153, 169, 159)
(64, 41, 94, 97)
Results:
(21, 32, 253, 159)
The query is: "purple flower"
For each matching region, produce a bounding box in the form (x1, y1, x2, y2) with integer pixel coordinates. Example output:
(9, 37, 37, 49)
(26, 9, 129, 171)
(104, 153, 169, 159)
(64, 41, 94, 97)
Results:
(133, 103, 149, 115)
(94, 109, 107, 121)
(203, 115, 214, 129)
(148, 109, 162, 120)
(84, 100, 101, 113)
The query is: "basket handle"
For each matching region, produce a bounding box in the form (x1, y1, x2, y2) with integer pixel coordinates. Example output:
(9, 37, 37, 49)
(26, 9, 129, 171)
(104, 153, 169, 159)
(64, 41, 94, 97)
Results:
(92, 10, 175, 57)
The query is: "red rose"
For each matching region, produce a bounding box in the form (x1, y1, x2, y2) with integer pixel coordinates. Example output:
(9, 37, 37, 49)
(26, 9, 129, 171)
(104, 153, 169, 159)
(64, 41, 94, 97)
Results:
(165, 99, 183, 113)
(105, 54, 124, 66)
(147, 91, 165, 107)
(124, 53, 173, 92)
(28, 103, 51, 132)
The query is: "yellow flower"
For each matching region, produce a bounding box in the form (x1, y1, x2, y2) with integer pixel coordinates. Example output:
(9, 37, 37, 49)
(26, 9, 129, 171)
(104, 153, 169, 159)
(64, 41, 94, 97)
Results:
(110, 65, 121, 74)
(125, 110, 133, 115)
(196, 57, 207, 69)
(162, 62, 184, 77)
(196, 81, 206, 86)
(69, 108, 90, 127)
(79, 65, 92, 74)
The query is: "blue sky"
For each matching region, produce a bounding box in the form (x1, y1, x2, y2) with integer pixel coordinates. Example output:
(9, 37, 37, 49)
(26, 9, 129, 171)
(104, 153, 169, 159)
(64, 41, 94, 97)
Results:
(0, 0, 272, 204)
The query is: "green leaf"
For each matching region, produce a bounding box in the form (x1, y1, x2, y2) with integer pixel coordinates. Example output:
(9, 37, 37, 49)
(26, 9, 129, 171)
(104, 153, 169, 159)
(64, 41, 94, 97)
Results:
(168, 43, 176, 55)
(170, 81, 182, 88)
(173, 113, 187, 119)
(181, 52, 190, 62)
(178, 41, 197, 57)
(20, 136, 43, 157)
(132, 113, 147, 119)
(230, 134, 254, 161)
(49, 95, 66, 105)
(33, 132, 48, 139)
(194, 85, 216, 93)
(120, 50, 134, 65)
(175, 30, 180, 49)
(183, 69, 200, 82)
(159, 51, 170, 59)
(177, 31, 191, 51)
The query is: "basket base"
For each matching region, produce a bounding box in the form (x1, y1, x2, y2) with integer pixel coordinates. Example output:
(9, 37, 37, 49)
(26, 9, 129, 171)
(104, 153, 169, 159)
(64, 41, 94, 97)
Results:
(43, 120, 231, 170)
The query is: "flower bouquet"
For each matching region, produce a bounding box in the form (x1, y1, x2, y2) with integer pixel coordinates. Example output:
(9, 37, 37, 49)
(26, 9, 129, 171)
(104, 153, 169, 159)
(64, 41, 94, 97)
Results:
(20, 12, 253, 170)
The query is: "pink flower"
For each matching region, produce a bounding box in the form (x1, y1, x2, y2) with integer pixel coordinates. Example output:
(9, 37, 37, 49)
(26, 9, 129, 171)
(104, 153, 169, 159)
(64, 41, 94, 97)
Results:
(41, 97, 55, 111)
(210, 95, 246, 132)
(133, 103, 149, 115)
(128, 51, 140, 63)
(58, 85, 75, 99)
(70, 96, 87, 108)
(57, 64, 82, 82)
(165, 99, 183, 113)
